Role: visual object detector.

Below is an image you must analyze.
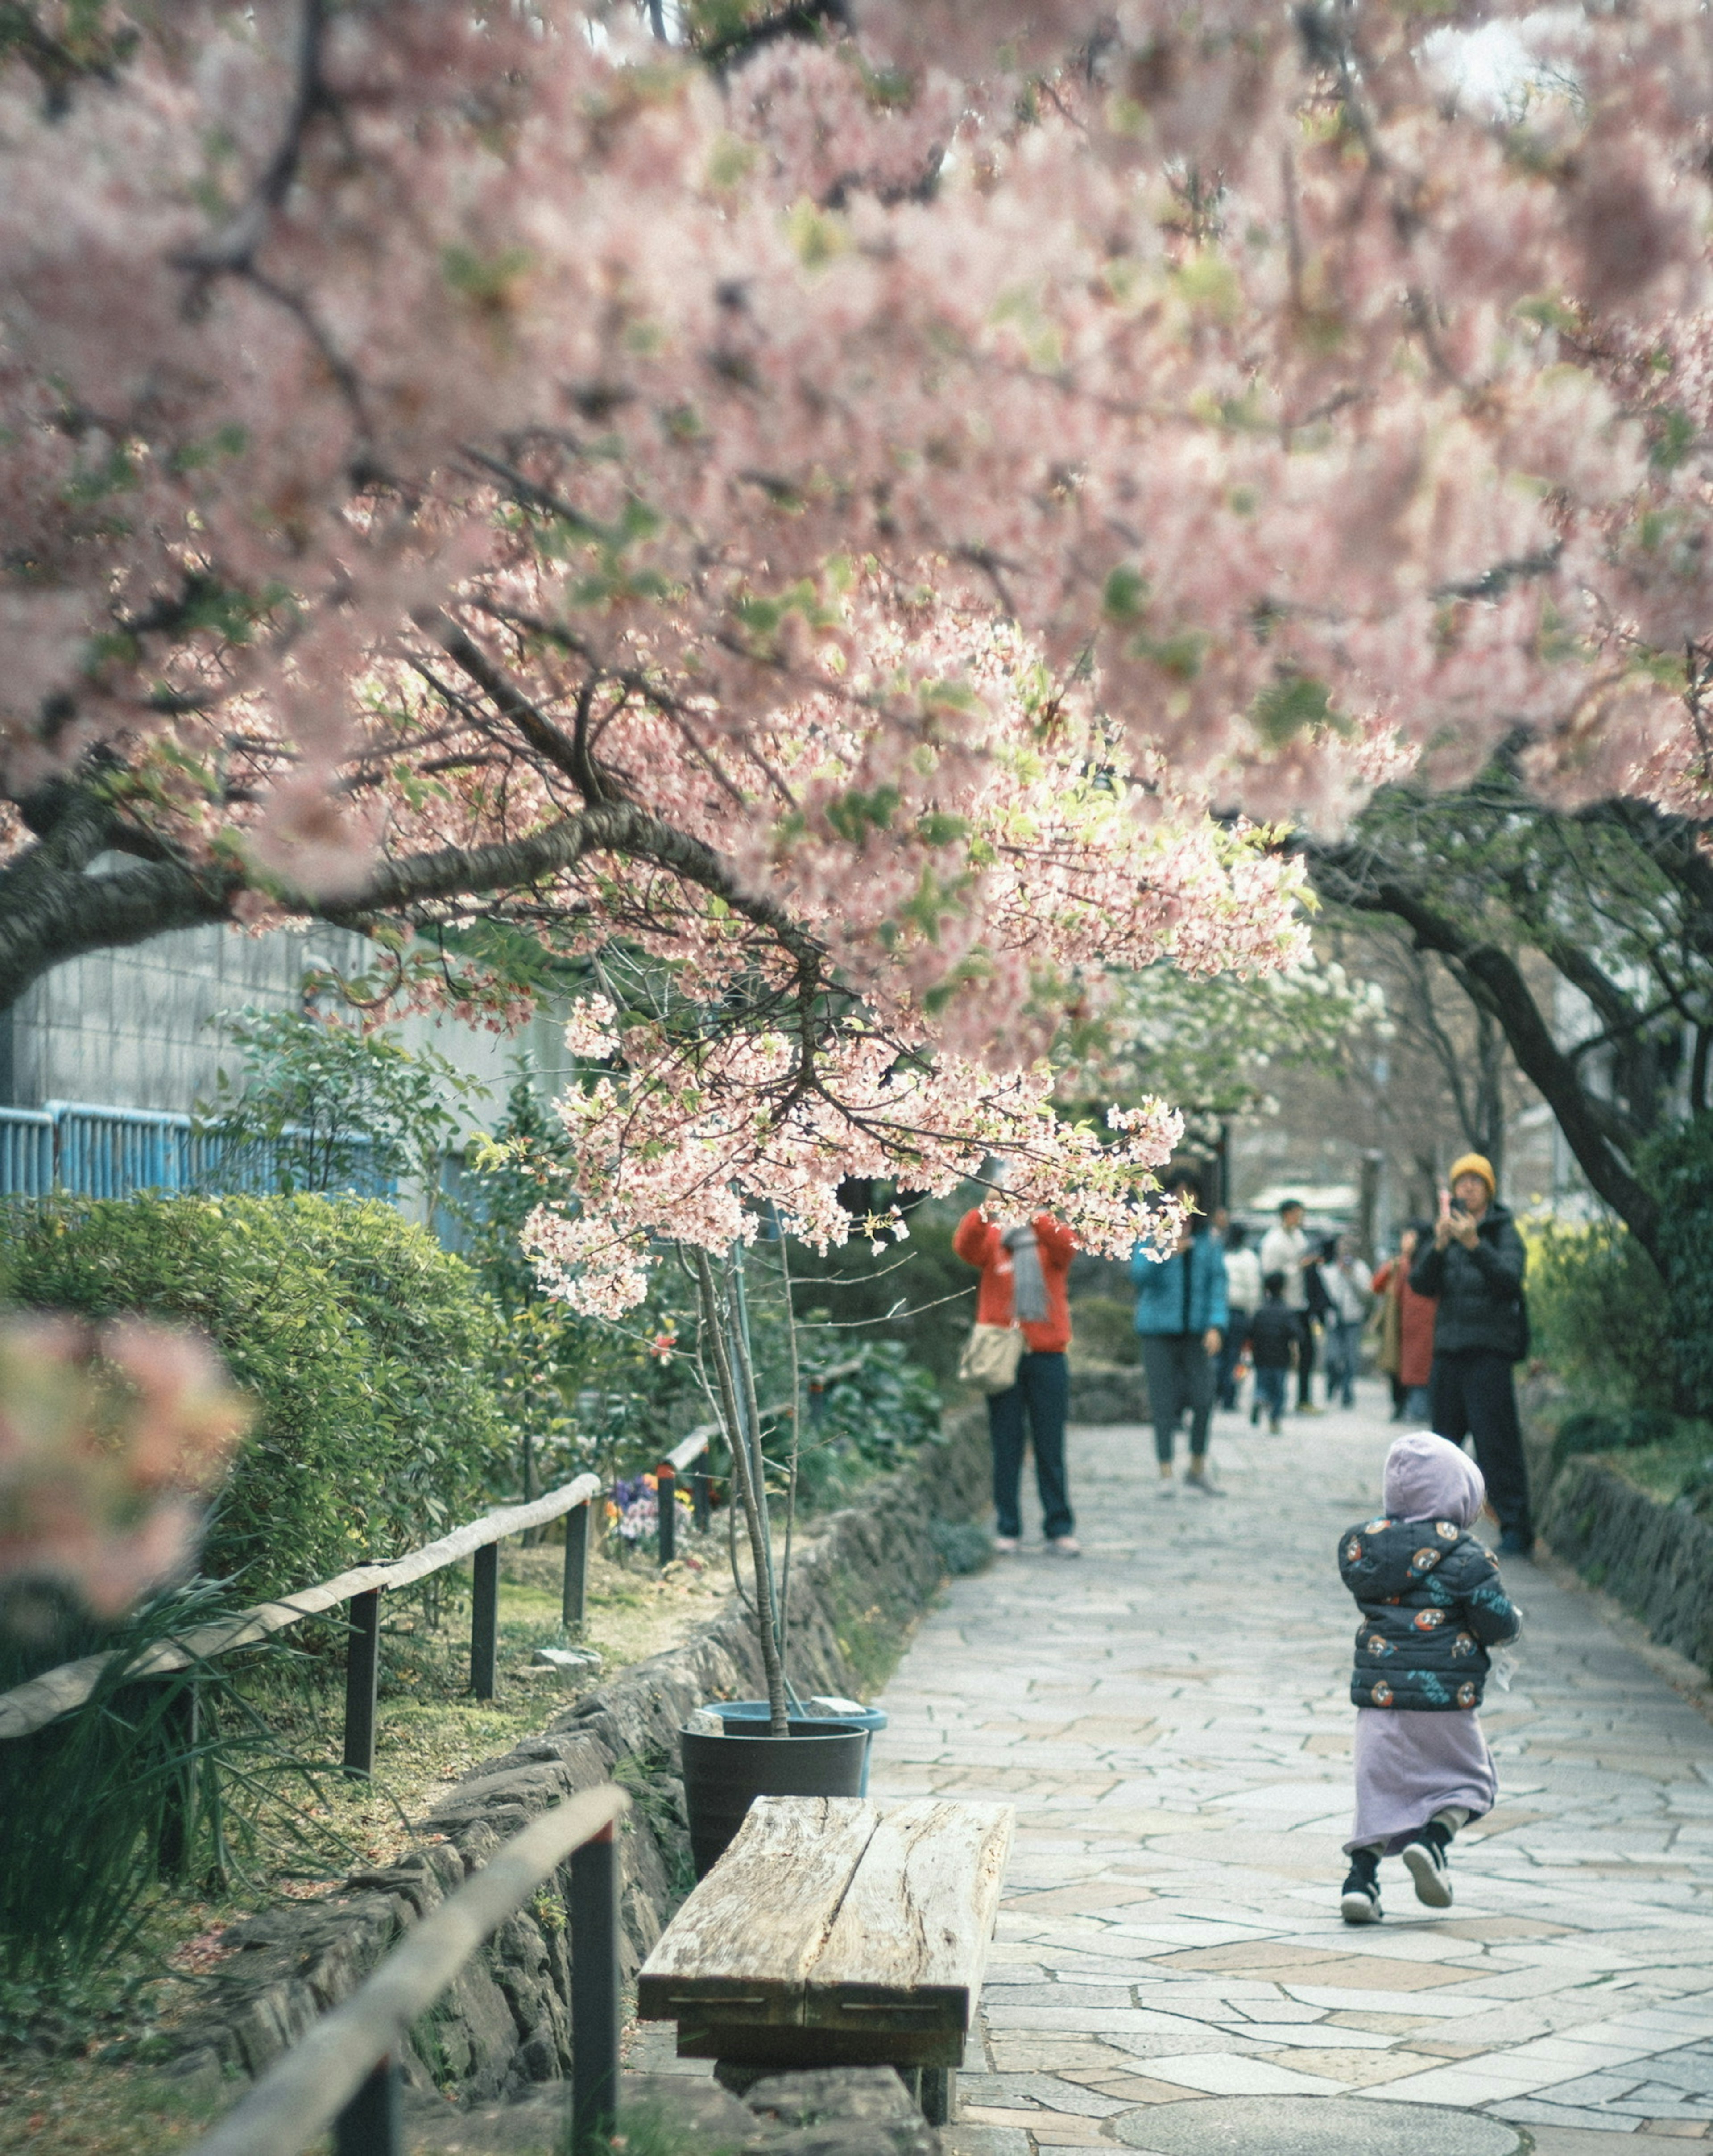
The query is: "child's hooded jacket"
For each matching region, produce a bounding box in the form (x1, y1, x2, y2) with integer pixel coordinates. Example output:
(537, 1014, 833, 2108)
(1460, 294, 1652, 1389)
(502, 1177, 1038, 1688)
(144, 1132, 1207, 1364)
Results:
(1339, 1432, 1521, 1711)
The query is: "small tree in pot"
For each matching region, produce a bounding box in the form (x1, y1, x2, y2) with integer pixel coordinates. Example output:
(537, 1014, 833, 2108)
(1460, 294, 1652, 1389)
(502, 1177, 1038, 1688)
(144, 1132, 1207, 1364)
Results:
(689, 1243, 793, 1736)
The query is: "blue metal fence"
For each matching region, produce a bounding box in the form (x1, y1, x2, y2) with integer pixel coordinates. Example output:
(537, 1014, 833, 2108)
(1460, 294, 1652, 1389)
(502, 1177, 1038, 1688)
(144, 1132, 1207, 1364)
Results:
(0, 1102, 395, 1203)
(0, 1109, 53, 1197)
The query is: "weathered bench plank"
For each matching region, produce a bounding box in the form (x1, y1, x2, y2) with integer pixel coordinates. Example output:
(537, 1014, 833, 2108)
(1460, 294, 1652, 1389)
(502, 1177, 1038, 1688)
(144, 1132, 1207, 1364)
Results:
(637, 1795, 1014, 2074)
(806, 1798, 1013, 2037)
(636, 1797, 883, 2028)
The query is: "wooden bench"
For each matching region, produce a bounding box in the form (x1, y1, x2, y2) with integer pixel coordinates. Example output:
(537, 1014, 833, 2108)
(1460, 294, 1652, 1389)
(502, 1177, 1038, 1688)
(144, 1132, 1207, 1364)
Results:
(637, 1794, 1014, 2126)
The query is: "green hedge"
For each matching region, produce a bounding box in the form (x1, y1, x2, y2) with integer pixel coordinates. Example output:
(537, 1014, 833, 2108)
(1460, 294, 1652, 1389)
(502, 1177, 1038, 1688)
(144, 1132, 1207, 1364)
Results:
(3, 1195, 516, 1599)
(1522, 1215, 1672, 1414)
(1643, 1116, 1713, 1418)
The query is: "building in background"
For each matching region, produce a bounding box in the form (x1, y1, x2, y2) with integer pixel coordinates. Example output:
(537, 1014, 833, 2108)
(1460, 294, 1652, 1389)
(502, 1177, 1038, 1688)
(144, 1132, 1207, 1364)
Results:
(0, 918, 574, 1224)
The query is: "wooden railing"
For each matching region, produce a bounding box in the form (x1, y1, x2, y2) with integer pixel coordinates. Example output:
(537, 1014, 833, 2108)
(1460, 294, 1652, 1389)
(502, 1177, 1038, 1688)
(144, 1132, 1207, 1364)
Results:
(0, 1470, 604, 1771)
(0, 1354, 867, 1772)
(188, 1782, 630, 2156)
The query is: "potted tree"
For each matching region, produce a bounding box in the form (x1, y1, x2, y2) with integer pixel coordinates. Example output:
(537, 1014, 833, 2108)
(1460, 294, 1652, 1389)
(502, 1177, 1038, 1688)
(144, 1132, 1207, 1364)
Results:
(677, 1244, 868, 1878)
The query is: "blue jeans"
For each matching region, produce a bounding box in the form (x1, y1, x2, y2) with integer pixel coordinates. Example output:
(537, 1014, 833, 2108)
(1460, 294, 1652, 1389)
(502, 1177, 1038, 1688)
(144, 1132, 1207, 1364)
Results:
(1403, 1384, 1432, 1423)
(1324, 1318, 1362, 1406)
(988, 1350, 1073, 1540)
(1251, 1366, 1287, 1425)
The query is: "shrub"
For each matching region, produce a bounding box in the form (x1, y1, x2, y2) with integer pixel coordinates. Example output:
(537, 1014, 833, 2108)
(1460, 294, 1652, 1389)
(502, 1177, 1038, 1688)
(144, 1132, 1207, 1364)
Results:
(198, 1007, 486, 1196)
(1068, 1294, 1141, 1365)
(1521, 1215, 1672, 1414)
(1641, 1116, 1713, 1418)
(3, 1194, 516, 1598)
(775, 1340, 945, 1512)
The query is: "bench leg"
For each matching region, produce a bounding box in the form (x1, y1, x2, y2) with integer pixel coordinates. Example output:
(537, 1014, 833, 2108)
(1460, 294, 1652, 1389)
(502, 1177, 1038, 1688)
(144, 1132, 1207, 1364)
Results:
(919, 2067, 956, 2127)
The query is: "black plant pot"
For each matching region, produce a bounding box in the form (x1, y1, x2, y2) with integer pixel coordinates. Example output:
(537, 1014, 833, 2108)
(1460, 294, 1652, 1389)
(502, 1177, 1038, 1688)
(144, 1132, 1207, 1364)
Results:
(680, 1720, 869, 1878)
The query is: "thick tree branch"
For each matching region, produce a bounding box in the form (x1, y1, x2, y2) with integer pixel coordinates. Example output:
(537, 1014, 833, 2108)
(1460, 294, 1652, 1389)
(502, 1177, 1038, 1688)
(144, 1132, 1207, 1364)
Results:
(1310, 845, 1662, 1260)
(0, 855, 236, 1011)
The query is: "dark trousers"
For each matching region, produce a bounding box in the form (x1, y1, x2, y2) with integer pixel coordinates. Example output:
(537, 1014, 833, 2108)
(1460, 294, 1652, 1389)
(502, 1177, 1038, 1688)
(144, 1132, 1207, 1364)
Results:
(1294, 1312, 1316, 1406)
(1252, 1365, 1287, 1425)
(1139, 1333, 1216, 1464)
(1429, 1349, 1532, 1541)
(988, 1350, 1073, 1540)
(1216, 1312, 1250, 1410)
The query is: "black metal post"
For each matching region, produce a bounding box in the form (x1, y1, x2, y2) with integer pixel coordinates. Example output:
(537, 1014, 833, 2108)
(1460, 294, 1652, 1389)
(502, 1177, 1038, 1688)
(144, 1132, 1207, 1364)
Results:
(691, 1467, 711, 1533)
(334, 2054, 401, 2156)
(344, 1589, 382, 1775)
(562, 1497, 591, 1634)
(471, 1540, 499, 1700)
(570, 1820, 621, 2150)
(656, 1466, 677, 1566)
(156, 1679, 199, 1881)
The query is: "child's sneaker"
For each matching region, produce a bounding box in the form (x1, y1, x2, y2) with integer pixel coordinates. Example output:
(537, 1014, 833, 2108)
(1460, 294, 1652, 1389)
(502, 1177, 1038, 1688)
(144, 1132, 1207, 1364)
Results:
(1340, 1848, 1382, 1925)
(1401, 1821, 1454, 1908)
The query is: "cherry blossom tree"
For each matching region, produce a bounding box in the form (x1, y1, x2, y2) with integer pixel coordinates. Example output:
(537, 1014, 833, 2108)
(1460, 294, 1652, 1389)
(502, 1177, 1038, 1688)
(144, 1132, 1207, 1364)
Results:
(6, 0, 1713, 1304)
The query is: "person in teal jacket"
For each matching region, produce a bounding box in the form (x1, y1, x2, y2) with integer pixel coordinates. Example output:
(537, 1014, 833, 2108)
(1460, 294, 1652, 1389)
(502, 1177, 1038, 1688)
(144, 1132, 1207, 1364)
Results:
(1131, 1173, 1229, 1495)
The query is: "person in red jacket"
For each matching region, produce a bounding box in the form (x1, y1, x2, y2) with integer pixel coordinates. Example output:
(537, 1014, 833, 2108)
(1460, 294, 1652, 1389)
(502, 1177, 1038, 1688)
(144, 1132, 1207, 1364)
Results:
(1371, 1223, 1437, 1424)
(953, 1184, 1080, 1557)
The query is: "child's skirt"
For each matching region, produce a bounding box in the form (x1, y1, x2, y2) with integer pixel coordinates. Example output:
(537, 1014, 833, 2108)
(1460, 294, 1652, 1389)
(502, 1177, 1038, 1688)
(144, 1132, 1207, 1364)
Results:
(1346, 1706, 1498, 1854)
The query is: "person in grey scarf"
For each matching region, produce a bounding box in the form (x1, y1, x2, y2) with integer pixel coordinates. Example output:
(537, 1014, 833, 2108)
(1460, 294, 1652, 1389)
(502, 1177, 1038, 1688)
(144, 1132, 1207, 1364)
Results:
(954, 1175, 1080, 1555)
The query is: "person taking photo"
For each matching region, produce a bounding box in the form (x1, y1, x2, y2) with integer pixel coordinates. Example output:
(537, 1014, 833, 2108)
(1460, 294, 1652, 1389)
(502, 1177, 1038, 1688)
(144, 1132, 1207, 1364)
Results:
(1408, 1154, 1533, 1555)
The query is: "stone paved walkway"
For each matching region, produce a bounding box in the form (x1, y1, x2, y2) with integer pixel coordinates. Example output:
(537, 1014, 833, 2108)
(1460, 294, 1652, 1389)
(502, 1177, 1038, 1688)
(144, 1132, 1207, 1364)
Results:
(868, 1384, 1713, 2156)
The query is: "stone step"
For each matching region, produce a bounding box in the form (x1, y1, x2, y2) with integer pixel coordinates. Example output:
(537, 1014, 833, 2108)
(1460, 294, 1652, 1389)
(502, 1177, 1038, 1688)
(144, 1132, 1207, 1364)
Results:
(404, 2065, 940, 2156)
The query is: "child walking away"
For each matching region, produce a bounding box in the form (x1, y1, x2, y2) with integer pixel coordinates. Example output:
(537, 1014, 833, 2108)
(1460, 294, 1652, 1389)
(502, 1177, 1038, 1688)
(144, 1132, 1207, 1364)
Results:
(1336, 1432, 1521, 1923)
(1244, 1273, 1297, 1434)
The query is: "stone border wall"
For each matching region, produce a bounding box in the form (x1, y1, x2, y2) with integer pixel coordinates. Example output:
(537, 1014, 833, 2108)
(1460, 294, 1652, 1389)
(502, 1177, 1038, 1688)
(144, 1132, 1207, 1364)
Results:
(1540, 1455, 1713, 1677)
(160, 1413, 988, 2106)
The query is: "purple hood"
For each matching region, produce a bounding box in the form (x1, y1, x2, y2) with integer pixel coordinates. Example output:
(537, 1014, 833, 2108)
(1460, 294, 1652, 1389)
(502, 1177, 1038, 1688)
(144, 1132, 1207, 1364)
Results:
(1382, 1431, 1485, 1527)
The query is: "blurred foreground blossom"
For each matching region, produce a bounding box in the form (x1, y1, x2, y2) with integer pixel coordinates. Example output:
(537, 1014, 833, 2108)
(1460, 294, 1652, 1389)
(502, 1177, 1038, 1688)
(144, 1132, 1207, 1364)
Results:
(0, 1316, 251, 1620)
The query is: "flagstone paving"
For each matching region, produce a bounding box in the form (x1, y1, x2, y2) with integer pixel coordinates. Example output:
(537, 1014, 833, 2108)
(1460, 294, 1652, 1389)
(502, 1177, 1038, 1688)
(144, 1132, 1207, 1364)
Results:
(865, 1386, 1713, 2156)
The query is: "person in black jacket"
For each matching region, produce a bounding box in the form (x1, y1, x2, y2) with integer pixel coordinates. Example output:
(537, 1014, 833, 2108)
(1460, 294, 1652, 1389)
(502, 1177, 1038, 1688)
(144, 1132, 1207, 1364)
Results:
(1243, 1273, 1298, 1433)
(1409, 1152, 1533, 1555)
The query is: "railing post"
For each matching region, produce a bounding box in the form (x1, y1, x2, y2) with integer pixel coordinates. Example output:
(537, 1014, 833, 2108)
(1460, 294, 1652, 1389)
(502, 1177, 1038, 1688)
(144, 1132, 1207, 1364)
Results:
(344, 1589, 381, 1775)
(691, 1467, 711, 1534)
(334, 2054, 400, 2156)
(157, 1680, 199, 1882)
(563, 1497, 592, 1634)
(471, 1540, 499, 1700)
(656, 1466, 677, 1566)
(570, 1820, 621, 2151)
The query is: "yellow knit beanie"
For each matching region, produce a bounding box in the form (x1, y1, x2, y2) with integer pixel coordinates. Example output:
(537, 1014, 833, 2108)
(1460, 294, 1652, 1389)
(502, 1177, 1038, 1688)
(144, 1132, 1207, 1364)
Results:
(1448, 1152, 1496, 1198)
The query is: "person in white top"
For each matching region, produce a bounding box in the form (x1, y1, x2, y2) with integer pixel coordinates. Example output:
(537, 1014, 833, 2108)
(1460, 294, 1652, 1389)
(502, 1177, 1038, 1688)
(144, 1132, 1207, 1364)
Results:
(1258, 1199, 1319, 1412)
(1217, 1224, 1263, 1410)
(1319, 1234, 1372, 1409)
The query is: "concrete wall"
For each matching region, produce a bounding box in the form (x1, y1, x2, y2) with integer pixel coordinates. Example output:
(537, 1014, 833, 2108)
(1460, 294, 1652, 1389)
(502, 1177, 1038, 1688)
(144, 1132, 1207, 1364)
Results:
(1, 919, 569, 1132)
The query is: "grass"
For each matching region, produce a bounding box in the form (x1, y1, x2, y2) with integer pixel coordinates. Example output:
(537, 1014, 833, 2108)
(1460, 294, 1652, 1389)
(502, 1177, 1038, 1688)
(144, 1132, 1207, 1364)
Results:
(0, 1537, 732, 2156)
(1595, 1435, 1713, 1506)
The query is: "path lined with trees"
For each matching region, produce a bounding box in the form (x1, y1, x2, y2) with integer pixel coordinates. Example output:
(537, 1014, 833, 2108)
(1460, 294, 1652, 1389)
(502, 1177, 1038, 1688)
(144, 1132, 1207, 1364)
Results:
(871, 1394, 1713, 2156)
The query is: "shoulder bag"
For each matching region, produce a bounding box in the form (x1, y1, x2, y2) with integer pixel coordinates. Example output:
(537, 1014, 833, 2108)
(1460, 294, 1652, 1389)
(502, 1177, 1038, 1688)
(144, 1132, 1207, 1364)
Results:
(957, 1321, 1025, 1395)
